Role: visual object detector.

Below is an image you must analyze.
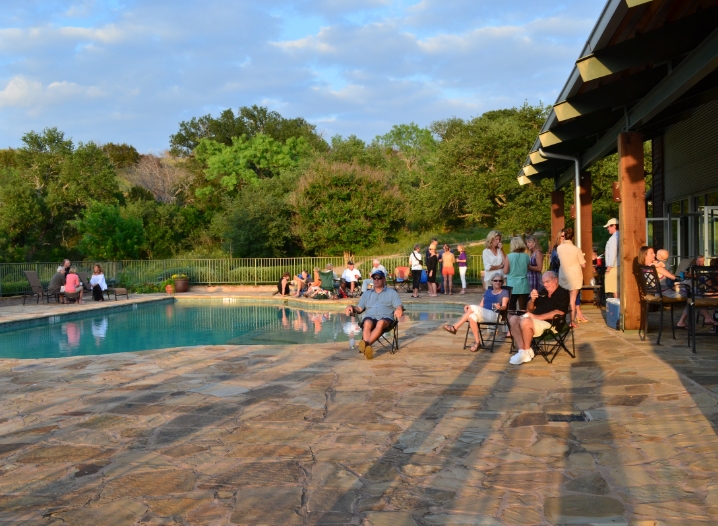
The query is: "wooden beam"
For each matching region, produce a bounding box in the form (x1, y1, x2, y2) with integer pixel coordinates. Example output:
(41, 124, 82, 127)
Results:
(625, 0, 653, 7)
(575, 6, 718, 82)
(539, 108, 623, 147)
(551, 191, 565, 250)
(579, 172, 594, 303)
(529, 150, 548, 165)
(618, 132, 646, 331)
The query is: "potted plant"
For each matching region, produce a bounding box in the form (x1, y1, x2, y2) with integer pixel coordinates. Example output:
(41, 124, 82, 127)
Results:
(172, 273, 190, 293)
(160, 278, 175, 294)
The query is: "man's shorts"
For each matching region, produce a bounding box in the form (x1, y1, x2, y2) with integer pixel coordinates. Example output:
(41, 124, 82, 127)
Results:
(604, 268, 618, 294)
(523, 313, 553, 337)
(361, 317, 394, 328)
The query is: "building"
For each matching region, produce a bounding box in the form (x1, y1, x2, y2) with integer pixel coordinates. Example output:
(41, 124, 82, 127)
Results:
(517, 0, 718, 330)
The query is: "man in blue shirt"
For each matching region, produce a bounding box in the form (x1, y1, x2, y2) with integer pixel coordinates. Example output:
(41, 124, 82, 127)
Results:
(345, 269, 403, 360)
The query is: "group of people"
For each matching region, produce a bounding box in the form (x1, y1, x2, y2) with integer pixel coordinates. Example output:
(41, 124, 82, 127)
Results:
(47, 260, 108, 304)
(276, 260, 388, 299)
(409, 240, 468, 298)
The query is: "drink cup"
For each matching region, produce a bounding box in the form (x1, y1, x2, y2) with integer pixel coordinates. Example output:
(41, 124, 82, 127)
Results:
(492, 303, 500, 311)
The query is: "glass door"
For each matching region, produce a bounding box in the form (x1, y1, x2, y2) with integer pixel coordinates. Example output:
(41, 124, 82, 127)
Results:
(699, 206, 718, 258)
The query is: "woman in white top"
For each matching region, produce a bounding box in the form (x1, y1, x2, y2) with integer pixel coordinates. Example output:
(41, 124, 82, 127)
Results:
(556, 228, 586, 326)
(482, 230, 505, 291)
(89, 264, 108, 301)
(409, 243, 423, 298)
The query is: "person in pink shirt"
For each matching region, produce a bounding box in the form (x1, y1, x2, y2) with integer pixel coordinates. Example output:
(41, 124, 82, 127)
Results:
(64, 266, 84, 304)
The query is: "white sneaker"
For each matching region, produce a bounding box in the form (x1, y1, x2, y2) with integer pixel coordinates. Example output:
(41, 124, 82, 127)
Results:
(509, 349, 533, 365)
(528, 348, 535, 359)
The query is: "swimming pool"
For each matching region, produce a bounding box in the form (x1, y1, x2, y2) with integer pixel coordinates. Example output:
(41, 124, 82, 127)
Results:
(0, 300, 463, 359)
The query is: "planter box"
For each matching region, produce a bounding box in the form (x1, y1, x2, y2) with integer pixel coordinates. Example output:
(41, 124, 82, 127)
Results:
(173, 278, 189, 293)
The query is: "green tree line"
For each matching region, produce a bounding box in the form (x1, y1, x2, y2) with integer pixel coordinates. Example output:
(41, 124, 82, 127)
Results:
(0, 103, 624, 262)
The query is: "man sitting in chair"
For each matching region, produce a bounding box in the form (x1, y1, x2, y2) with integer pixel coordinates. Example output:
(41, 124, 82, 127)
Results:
(507, 271, 569, 365)
(341, 261, 362, 296)
(345, 269, 403, 360)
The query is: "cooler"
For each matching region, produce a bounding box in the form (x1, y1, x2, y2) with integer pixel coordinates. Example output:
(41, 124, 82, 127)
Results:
(606, 298, 620, 329)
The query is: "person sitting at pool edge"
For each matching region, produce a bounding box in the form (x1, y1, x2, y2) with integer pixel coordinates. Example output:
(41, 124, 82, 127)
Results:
(442, 274, 510, 352)
(345, 269, 403, 360)
(507, 271, 569, 365)
(341, 261, 361, 296)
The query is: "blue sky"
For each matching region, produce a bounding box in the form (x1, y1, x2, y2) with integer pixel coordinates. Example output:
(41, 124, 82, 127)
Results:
(0, 0, 603, 153)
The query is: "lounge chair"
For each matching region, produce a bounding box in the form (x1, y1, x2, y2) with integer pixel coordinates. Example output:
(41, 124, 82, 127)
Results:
(318, 270, 336, 298)
(22, 270, 58, 304)
(76, 271, 94, 293)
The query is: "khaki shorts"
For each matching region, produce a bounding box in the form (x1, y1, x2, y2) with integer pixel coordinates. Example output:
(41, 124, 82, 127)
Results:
(468, 305, 498, 323)
(604, 267, 618, 294)
(523, 314, 553, 337)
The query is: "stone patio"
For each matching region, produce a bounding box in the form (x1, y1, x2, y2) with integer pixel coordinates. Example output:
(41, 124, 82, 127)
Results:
(1, 292, 718, 525)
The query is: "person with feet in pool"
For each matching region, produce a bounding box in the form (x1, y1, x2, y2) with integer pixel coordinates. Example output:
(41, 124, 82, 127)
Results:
(345, 269, 403, 360)
(507, 271, 569, 365)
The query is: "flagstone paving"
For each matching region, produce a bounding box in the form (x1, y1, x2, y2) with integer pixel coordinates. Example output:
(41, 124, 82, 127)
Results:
(2, 294, 718, 525)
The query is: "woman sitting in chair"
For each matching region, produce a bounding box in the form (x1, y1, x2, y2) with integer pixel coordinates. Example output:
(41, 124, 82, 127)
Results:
(443, 275, 509, 352)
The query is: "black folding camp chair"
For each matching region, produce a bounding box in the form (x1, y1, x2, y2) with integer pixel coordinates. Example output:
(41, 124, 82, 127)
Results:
(530, 312, 575, 364)
(357, 315, 399, 354)
(463, 285, 512, 353)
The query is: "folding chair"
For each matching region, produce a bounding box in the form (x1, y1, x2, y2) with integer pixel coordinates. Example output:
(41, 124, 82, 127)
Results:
(637, 266, 687, 345)
(463, 285, 512, 353)
(392, 266, 410, 293)
(318, 270, 337, 298)
(358, 315, 399, 354)
(689, 265, 718, 354)
(530, 312, 575, 363)
(22, 270, 58, 304)
(76, 271, 93, 293)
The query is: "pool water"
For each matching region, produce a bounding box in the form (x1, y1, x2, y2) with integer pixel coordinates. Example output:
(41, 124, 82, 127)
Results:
(0, 300, 462, 359)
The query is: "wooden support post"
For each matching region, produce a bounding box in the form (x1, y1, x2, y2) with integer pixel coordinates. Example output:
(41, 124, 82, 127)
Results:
(618, 132, 646, 331)
(551, 190, 565, 251)
(579, 172, 593, 302)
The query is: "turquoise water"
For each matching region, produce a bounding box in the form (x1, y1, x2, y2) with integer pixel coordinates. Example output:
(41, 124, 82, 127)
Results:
(0, 300, 462, 359)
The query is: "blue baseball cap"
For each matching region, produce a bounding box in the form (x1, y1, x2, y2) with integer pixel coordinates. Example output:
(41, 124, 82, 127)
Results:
(371, 269, 386, 278)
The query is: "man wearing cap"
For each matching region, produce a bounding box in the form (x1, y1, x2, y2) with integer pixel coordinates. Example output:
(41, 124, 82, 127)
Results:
(345, 269, 403, 360)
(604, 218, 619, 299)
(341, 261, 362, 296)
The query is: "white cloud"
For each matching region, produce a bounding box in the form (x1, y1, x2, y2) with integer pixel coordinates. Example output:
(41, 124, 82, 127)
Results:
(0, 0, 604, 151)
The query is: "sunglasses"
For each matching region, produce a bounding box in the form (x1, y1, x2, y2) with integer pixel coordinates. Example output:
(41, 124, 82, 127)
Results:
(372, 276, 384, 280)
(492, 279, 503, 283)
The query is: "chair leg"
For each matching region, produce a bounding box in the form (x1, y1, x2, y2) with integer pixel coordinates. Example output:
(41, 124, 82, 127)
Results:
(639, 302, 647, 341)
(670, 304, 676, 340)
(656, 303, 664, 345)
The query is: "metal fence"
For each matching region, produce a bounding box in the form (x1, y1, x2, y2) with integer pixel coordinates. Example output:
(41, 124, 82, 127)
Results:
(0, 255, 488, 297)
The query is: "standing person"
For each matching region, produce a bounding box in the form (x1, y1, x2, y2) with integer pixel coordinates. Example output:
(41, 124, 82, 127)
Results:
(556, 228, 586, 326)
(526, 235, 543, 294)
(426, 246, 439, 297)
(440, 244, 456, 295)
(503, 237, 530, 310)
(89, 264, 107, 301)
(549, 231, 563, 273)
(604, 218, 620, 299)
(482, 231, 505, 290)
(426, 238, 438, 260)
(64, 266, 83, 304)
(457, 245, 468, 294)
(62, 259, 71, 276)
(409, 244, 423, 298)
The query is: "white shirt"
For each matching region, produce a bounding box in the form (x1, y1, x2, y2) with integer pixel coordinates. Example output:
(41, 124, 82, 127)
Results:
(341, 268, 361, 282)
(371, 264, 387, 276)
(409, 251, 423, 271)
(89, 273, 108, 290)
(605, 231, 619, 268)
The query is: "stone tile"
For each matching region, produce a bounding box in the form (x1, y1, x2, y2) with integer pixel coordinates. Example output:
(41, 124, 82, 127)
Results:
(364, 511, 418, 526)
(231, 486, 303, 525)
(543, 495, 625, 523)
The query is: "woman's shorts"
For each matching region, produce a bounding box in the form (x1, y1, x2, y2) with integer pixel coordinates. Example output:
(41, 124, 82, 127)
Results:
(442, 267, 455, 276)
(468, 305, 498, 323)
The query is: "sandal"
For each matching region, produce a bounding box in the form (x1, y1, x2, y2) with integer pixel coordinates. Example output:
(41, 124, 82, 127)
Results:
(576, 316, 589, 323)
(443, 325, 457, 335)
(469, 341, 480, 352)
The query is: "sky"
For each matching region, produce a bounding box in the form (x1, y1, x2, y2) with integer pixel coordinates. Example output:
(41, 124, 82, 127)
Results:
(0, 0, 604, 153)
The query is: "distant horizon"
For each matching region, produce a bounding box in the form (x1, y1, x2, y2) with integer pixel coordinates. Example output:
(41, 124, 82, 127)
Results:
(0, 1, 603, 154)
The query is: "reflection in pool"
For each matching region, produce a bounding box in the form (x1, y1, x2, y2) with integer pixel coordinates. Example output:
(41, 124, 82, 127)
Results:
(0, 301, 462, 359)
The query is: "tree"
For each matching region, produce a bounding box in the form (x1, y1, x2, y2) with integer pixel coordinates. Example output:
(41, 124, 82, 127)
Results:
(194, 133, 312, 197)
(169, 105, 328, 157)
(71, 202, 144, 260)
(102, 143, 140, 168)
(290, 160, 406, 255)
(213, 175, 300, 258)
(374, 123, 437, 170)
(124, 154, 193, 203)
(0, 168, 43, 261)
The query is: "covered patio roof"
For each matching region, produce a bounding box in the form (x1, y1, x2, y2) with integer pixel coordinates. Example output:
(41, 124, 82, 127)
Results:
(518, 0, 718, 188)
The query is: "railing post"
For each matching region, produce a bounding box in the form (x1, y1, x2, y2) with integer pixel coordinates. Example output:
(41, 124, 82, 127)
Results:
(254, 259, 257, 287)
